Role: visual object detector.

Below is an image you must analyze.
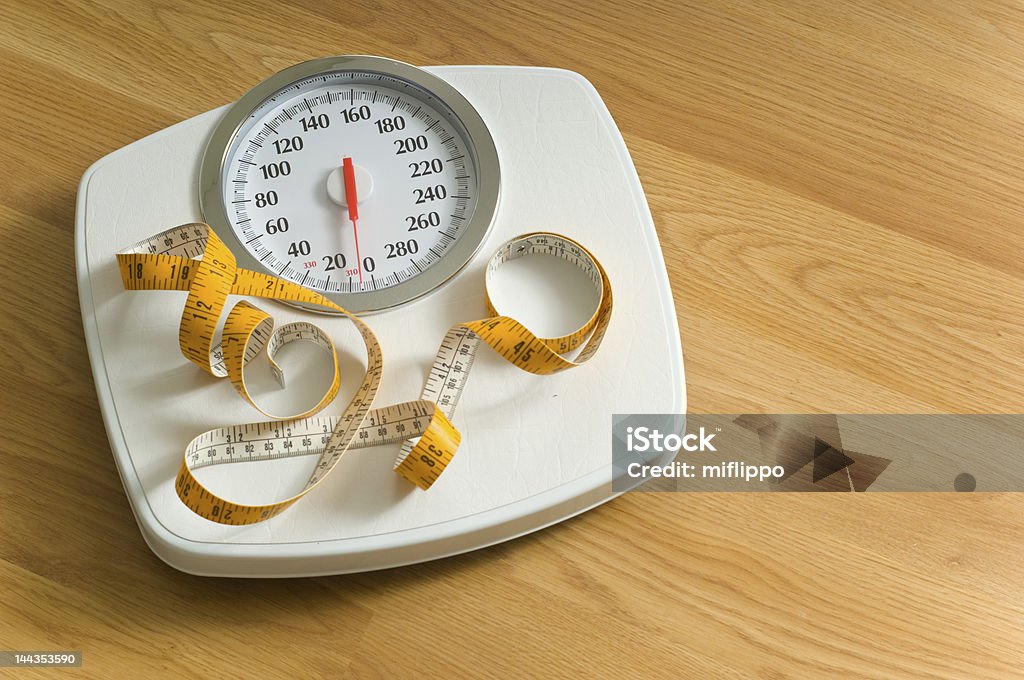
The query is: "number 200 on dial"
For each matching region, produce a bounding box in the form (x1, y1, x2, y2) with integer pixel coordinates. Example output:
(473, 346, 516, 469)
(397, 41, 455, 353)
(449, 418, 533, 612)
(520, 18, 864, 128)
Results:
(199, 56, 501, 313)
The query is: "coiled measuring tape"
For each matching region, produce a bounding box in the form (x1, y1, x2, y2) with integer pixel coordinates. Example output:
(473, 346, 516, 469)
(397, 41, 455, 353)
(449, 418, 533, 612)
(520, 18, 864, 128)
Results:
(117, 224, 611, 525)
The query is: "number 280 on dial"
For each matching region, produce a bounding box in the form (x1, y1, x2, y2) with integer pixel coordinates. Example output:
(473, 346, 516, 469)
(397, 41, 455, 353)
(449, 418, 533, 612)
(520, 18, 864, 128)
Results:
(199, 56, 501, 313)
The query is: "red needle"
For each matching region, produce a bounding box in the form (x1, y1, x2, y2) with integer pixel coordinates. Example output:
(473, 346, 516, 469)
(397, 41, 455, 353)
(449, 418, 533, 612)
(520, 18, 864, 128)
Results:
(342, 156, 362, 283)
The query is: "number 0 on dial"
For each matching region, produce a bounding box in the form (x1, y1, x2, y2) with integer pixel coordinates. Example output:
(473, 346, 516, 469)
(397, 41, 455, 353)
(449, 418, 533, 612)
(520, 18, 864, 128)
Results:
(199, 55, 500, 313)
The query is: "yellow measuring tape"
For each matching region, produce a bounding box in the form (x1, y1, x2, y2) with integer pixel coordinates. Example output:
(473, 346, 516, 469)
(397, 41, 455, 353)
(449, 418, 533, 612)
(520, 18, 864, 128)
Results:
(117, 223, 611, 525)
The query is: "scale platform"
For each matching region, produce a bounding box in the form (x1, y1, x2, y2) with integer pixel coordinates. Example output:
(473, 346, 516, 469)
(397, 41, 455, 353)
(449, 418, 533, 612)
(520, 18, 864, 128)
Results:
(75, 66, 684, 577)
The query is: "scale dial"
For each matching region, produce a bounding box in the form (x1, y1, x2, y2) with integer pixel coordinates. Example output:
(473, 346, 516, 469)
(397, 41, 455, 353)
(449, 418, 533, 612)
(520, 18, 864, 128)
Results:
(199, 56, 500, 313)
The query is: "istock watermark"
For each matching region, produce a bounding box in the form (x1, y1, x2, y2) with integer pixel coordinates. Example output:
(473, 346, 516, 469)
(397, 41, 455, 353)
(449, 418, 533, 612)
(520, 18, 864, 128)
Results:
(612, 414, 1024, 492)
(625, 425, 717, 452)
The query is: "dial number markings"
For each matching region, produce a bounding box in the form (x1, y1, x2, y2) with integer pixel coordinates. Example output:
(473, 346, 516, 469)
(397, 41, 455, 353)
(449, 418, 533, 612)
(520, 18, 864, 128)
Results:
(224, 74, 478, 295)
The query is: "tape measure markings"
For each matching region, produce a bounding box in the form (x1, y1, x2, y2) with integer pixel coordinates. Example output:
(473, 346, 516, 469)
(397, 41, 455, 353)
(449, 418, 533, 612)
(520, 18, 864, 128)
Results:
(118, 224, 611, 523)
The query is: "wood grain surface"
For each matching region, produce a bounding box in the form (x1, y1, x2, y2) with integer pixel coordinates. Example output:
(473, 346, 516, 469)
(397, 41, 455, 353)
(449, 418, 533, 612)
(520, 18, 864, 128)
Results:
(2, 1, 1023, 677)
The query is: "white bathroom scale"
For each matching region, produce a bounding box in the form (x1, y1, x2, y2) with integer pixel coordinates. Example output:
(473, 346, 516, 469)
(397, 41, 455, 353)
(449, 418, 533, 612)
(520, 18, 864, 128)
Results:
(75, 63, 684, 577)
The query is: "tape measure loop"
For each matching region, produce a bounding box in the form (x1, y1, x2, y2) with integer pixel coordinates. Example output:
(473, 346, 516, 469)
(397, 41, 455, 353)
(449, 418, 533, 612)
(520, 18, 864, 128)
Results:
(461, 232, 612, 376)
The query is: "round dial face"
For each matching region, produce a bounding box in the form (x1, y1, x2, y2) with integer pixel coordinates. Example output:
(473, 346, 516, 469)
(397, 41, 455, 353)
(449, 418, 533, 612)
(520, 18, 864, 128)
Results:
(200, 57, 500, 313)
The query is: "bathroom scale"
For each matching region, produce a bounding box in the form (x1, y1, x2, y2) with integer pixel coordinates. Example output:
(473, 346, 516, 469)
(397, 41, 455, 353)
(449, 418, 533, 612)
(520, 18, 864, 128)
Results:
(75, 57, 684, 577)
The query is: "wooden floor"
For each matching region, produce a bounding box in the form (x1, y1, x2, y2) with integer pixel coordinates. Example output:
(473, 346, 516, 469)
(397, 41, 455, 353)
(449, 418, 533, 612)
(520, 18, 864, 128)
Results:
(2, 0, 1024, 677)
